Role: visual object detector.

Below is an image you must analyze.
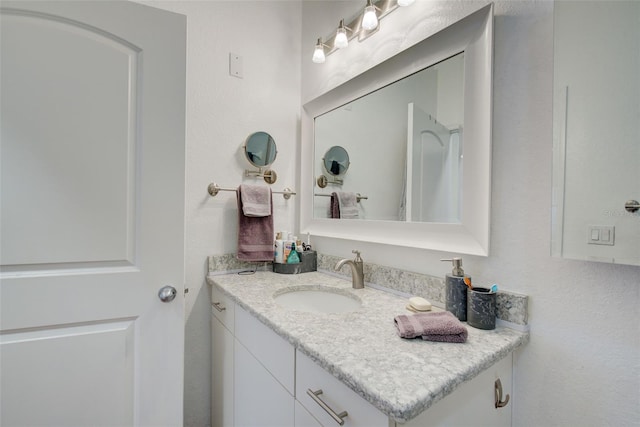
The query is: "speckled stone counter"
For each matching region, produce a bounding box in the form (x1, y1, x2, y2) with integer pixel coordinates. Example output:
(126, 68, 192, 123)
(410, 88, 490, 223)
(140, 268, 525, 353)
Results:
(207, 271, 529, 423)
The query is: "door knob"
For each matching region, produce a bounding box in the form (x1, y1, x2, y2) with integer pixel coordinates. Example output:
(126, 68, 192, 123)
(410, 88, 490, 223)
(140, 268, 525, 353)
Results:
(158, 285, 177, 303)
(625, 200, 639, 213)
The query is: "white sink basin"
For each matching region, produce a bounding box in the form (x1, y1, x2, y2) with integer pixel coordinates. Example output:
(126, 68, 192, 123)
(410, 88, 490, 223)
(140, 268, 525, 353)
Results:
(273, 287, 362, 314)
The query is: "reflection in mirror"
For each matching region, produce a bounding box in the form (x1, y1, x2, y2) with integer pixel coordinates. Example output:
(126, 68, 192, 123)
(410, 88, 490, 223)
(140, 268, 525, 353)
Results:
(313, 53, 463, 222)
(244, 131, 277, 168)
(323, 146, 350, 176)
(552, 1, 640, 266)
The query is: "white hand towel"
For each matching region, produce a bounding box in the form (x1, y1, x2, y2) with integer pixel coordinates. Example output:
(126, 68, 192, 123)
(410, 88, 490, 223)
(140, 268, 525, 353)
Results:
(336, 191, 358, 219)
(239, 184, 271, 217)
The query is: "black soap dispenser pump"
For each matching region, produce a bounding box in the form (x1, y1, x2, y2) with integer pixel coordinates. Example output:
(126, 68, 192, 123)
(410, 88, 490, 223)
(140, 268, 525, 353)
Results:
(441, 257, 469, 321)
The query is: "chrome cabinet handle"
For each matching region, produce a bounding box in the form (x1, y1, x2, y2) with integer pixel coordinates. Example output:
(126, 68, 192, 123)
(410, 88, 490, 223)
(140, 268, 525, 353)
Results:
(158, 286, 177, 303)
(306, 389, 348, 425)
(212, 302, 226, 312)
(495, 378, 510, 408)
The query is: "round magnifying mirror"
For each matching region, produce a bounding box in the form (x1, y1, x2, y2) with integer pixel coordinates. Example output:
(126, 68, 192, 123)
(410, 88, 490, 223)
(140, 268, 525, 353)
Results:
(244, 131, 277, 167)
(323, 146, 350, 176)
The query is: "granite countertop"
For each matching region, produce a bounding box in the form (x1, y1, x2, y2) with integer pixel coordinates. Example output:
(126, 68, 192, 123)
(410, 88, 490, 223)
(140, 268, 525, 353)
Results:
(207, 271, 529, 423)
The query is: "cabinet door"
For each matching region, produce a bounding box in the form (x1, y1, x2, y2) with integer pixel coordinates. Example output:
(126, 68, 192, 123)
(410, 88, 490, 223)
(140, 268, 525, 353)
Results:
(401, 353, 513, 427)
(295, 401, 323, 427)
(235, 304, 294, 394)
(211, 314, 234, 427)
(234, 339, 294, 427)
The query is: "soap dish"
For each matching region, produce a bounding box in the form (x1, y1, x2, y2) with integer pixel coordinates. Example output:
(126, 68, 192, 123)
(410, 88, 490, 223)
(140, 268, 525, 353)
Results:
(407, 296, 432, 312)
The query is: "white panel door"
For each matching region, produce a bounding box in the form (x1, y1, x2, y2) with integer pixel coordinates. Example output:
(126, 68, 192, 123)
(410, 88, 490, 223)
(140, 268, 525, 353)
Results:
(0, 1, 186, 426)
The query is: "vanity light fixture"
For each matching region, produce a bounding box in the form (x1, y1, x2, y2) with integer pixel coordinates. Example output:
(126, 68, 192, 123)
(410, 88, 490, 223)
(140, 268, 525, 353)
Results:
(312, 38, 328, 63)
(311, 0, 414, 64)
(334, 19, 351, 49)
(362, 0, 379, 30)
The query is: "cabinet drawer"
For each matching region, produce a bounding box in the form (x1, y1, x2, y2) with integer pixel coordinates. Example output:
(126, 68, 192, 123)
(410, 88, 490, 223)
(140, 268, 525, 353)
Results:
(211, 285, 235, 331)
(235, 306, 295, 395)
(296, 350, 389, 427)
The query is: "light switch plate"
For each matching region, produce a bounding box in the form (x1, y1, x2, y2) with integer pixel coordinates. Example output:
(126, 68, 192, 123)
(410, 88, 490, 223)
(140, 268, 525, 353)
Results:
(587, 225, 615, 245)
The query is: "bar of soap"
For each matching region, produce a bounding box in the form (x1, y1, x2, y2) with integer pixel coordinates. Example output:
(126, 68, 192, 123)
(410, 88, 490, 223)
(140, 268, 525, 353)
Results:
(409, 296, 432, 311)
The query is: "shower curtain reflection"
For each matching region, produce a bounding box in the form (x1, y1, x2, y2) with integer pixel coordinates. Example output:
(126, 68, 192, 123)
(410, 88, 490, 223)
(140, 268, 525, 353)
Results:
(404, 103, 461, 223)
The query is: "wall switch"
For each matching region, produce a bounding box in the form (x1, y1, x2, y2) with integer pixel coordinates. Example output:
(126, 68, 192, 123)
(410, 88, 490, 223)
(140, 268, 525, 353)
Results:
(587, 225, 615, 245)
(229, 53, 243, 79)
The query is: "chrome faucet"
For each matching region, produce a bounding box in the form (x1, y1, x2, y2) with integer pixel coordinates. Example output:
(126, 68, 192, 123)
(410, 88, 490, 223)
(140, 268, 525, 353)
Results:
(335, 250, 364, 289)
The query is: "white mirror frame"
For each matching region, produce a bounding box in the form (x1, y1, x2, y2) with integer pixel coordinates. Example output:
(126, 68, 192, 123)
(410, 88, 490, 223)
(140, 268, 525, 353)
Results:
(300, 4, 493, 256)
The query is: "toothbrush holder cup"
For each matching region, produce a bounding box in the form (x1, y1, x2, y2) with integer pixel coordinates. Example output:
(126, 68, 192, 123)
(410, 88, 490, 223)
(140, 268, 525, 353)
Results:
(467, 287, 496, 330)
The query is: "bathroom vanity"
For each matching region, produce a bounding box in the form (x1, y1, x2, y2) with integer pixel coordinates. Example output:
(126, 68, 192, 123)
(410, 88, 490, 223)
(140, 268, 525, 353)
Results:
(208, 271, 527, 426)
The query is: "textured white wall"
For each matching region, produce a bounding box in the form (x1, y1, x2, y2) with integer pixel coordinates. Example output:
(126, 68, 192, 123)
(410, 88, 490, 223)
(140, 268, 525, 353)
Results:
(135, 1, 301, 425)
(302, 1, 640, 426)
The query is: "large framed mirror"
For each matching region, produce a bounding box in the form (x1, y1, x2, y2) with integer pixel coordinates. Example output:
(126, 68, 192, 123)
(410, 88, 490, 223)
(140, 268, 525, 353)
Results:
(552, 1, 640, 266)
(300, 4, 493, 256)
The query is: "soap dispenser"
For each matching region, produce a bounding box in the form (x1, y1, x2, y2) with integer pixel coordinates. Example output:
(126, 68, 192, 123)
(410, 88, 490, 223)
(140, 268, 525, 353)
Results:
(441, 257, 469, 321)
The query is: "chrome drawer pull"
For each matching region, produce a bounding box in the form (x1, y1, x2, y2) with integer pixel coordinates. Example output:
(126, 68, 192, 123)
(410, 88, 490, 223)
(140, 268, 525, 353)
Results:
(306, 389, 348, 425)
(212, 302, 226, 312)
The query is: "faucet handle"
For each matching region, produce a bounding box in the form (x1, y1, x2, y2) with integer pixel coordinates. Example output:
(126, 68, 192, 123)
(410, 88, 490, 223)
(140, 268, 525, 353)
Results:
(352, 250, 362, 262)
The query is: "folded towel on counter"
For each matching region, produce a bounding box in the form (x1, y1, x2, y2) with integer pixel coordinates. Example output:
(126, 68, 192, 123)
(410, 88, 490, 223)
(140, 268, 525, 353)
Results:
(236, 185, 274, 261)
(240, 184, 271, 217)
(394, 311, 468, 343)
(331, 191, 358, 219)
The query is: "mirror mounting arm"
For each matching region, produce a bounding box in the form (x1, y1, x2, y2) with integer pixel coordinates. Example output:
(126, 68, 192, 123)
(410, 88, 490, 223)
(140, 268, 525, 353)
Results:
(316, 174, 343, 188)
(245, 168, 278, 184)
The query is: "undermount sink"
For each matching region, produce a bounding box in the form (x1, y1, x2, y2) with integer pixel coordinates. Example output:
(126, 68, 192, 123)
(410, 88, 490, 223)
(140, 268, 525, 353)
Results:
(273, 286, 362, 314)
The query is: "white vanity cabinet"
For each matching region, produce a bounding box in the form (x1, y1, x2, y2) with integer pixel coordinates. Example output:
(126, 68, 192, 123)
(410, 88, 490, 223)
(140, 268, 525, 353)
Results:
(296, 350, 389, 427)
(296, 350, 512, 427)
(211, 287, 295, 427)
(211, 285, 513, 427)
(234, 306, 295, 426)
(211, 286, 235, 427)
(399, 353, 513, 427)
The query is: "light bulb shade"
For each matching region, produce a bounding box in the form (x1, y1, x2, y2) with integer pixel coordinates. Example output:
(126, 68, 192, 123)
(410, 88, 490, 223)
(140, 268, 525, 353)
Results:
(335, 28, 349, 49)
(362, 6, 378, 30)
(397, 0, 414, 6)
(312, 44, 326, 63)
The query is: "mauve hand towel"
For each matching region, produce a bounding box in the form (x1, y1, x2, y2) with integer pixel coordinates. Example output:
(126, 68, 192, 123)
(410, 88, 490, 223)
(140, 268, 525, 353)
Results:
(394, 311, 468, 343)
(330, 192, 340, 219)
(236, 186, 274, 262)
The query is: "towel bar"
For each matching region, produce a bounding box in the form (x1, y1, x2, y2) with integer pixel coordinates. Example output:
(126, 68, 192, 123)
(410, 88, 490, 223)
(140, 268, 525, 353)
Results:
(314, 193, 368, 203)
(207, 183, 296, 200)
